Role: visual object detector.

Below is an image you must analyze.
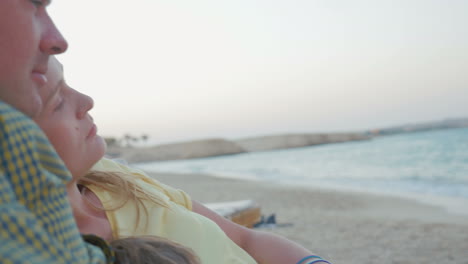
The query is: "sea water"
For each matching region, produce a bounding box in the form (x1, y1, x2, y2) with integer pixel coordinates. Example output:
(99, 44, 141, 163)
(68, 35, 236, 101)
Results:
(137, 127, 468, 215)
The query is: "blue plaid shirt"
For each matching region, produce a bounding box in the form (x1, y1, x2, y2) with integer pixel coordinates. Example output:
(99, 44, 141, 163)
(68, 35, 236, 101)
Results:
(0, 101, 107, 263)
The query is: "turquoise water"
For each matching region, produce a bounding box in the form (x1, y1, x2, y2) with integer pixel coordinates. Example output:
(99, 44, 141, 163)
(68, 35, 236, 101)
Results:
(137, 128, 468, 213)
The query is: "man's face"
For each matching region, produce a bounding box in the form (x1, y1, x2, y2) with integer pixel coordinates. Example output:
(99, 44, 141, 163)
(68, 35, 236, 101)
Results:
(0, 0, 68, 117)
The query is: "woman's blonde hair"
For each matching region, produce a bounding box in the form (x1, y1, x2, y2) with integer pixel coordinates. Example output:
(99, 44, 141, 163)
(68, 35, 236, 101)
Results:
(78, 170, 170, 228)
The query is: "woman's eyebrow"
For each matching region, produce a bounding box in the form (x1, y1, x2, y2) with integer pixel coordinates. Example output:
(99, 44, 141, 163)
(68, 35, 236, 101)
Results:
(44, 79, 64, 106)
(44, 63, 65, 105)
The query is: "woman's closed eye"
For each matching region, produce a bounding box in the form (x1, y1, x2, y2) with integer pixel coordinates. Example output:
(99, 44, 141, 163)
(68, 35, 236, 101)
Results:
(53, 97, 64, 112)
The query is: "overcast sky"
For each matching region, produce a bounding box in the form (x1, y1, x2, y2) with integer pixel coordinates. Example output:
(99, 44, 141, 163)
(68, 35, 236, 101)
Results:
(49, 0, 468, 145)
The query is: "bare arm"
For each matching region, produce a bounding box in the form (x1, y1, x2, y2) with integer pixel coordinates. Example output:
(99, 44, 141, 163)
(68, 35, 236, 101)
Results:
(192, 200, 316, 264)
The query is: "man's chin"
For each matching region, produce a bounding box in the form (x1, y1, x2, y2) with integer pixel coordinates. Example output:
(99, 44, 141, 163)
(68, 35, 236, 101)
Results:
(21, 94, 43, 118)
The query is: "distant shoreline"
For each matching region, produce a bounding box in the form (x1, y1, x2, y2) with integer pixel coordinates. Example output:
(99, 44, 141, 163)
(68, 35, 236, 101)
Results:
(368, 117, 468, 136)
(106, 132, 370, 163)
(106, 121, 468, 163)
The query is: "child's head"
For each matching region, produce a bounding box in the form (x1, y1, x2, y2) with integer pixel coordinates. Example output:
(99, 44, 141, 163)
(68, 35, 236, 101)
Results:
(111, 236, 200, 264)
(33, 56, 106, 178)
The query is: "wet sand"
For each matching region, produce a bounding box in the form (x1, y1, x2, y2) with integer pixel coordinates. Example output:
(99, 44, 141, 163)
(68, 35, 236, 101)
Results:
(146, 171, 468, 264)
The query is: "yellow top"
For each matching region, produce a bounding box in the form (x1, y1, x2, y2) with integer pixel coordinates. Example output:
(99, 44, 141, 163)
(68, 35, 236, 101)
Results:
(90, 158, 257, 264)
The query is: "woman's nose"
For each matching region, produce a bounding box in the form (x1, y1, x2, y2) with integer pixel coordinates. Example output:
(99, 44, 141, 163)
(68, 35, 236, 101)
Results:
(77, 93, 94, 119)
(39, 13, 68, 55)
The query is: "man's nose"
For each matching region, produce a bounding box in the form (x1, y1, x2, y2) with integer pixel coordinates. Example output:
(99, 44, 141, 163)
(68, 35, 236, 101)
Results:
(39, 14, 68, 55)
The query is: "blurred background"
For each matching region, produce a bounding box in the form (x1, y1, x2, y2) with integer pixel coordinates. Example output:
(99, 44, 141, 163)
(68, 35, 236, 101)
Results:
(50, 0, 468, 145)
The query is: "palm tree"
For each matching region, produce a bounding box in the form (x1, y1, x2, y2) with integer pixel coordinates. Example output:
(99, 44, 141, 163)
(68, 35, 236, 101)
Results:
(141, 134, 149, 144)
(123, 133, 132, 147)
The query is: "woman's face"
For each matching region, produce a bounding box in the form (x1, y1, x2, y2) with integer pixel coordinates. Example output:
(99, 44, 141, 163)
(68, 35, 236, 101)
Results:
(34, 57, 106, 178)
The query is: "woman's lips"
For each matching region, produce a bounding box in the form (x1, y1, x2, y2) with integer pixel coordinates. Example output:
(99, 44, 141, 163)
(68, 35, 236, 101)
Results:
(87, 124, 97, 139)
(32, 71, 48, 86)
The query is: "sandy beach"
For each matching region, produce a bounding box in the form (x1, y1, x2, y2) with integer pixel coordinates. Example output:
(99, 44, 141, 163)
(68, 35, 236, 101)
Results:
(145, 170, 468, 264)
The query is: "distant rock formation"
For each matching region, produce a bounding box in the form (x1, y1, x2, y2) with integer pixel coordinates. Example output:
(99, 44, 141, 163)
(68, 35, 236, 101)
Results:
(235, 133, 370, 152)
(105, 117, 468, 163)
(106, 138, 246, 163)
(369, 117, 468, 136)
(106, 133, 370, 163)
